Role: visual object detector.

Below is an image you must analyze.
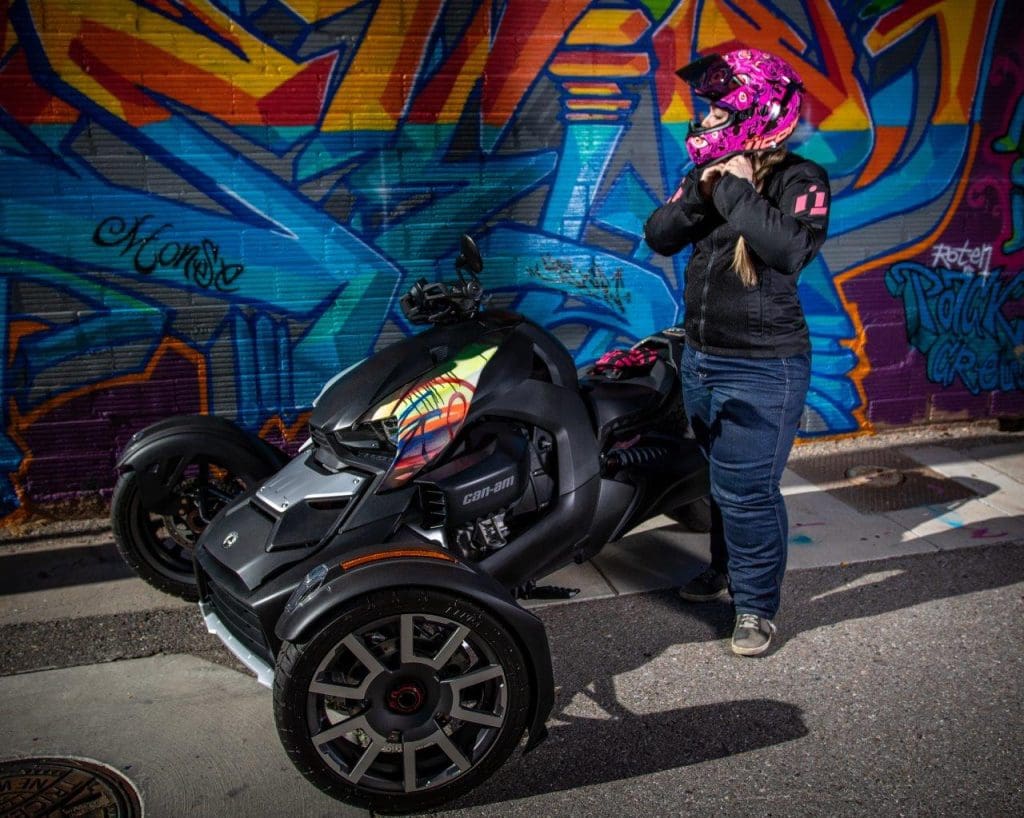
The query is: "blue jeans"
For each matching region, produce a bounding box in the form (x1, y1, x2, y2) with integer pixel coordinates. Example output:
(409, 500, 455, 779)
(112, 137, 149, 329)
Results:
(681, 344, 810, 619)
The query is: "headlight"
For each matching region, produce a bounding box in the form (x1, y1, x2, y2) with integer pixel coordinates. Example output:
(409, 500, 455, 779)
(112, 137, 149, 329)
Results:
(332, 418, 398, 452)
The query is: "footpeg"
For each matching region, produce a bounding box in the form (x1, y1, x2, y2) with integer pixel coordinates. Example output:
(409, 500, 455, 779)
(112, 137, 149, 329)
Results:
(518, 584, 580, 600)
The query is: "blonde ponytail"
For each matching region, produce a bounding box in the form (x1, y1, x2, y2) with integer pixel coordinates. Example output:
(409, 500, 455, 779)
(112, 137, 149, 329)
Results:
(733, 148, 789, 288)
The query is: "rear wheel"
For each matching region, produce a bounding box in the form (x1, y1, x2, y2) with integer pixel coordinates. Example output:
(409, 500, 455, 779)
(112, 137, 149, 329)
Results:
(274, 588, 532, 813)
(111, 458, 252, 600)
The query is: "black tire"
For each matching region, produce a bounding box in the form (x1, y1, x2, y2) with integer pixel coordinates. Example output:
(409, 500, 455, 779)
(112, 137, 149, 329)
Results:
(274, 588, 532, 814)
(668, 495, 713, 533)
(111, 460, 250, 600)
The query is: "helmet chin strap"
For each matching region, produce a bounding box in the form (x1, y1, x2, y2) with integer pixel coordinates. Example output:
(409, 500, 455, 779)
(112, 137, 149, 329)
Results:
(694, 144, 786, 171)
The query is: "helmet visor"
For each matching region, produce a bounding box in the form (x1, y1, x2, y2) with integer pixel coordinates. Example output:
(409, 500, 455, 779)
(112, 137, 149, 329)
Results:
(688, 95, 715, 127)
(676, 54, 735, 101)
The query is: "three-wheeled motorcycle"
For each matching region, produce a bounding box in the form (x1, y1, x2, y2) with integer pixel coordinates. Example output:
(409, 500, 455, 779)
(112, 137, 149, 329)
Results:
(112, 235, 709, 812)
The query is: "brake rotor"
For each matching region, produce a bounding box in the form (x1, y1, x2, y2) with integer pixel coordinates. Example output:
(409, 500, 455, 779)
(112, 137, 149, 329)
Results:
(161, 475, 237, 549)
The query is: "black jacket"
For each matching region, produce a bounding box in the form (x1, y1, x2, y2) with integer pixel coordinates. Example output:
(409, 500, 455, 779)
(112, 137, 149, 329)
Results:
(644, 152, 830, 358)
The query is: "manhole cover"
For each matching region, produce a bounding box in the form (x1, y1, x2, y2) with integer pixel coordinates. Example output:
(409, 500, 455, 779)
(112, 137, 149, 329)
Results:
(843, 465, 905, 487)
(789, 448, 978, 513)
(0, 757, 142, 817)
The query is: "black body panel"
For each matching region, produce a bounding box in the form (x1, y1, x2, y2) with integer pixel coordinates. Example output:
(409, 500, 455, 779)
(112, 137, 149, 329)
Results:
(417, 431, 529, 526)
(471, 379, 599, 497)
(197, 492, 332, 592)
(310, 312, 520, 433)
(579, 359, 675, 437)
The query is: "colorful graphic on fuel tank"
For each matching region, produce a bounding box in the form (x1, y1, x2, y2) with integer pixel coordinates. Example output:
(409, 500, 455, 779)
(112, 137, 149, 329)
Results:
(369, 343, 498, 489)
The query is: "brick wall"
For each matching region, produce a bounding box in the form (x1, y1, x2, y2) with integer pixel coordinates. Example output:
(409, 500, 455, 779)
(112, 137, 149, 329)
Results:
(1, 0, 1022, 515)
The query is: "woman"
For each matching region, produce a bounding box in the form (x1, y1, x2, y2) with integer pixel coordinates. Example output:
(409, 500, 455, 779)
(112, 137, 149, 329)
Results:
(644, 48, 830, 656)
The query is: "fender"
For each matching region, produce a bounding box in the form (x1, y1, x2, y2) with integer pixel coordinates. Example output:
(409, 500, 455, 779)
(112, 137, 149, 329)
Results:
(117, 415, 289, 514)
(275, 548, 555, 752)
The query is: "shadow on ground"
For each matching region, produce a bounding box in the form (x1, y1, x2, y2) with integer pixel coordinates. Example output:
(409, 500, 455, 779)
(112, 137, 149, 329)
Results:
(0, 543, 134, 593)
(493, 698, 805, 792)
(3, 513, 1022, 811)
(445, 538, 1024, 809)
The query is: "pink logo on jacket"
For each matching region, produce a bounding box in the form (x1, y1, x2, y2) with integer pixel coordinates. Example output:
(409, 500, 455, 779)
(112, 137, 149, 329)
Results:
(794, 185, 829, 217)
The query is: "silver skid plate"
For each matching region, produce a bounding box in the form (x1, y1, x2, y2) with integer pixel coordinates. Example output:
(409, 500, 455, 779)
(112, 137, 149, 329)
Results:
(255, 454, 365, 513)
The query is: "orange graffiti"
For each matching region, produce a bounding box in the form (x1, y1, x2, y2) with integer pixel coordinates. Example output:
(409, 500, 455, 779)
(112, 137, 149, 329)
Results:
(321, 0, 443, 131)
(7, 319, 49, 366)
(24, 0, 332, 128)
(259, 412, 313, 448)
(567, 8, 651, 46)
(867, 0, 997, 124)
(855, 126, 907, 190)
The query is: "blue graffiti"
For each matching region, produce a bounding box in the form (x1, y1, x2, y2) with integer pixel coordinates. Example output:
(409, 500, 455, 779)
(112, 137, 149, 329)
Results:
(885, 261, 1024, 393)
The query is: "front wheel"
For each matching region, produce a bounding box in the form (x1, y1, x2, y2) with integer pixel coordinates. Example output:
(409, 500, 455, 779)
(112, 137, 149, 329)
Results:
(274, 588, 532, 814)
(111, 459, 252, 600)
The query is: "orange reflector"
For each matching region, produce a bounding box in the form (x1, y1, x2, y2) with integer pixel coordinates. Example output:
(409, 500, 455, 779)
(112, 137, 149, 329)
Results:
(341, 549, 459, 571)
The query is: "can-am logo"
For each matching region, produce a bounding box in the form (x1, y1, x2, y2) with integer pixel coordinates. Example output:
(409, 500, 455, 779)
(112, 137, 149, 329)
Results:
(462, 476, 516, 505)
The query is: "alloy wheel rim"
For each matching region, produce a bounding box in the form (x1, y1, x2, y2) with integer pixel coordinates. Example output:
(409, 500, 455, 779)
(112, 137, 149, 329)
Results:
(305, 611, 508, 794)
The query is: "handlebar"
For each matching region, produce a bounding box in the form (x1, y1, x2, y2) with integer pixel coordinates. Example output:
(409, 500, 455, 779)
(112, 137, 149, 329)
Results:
(400, 277, 484, 325)
(400, 234, 486, 325)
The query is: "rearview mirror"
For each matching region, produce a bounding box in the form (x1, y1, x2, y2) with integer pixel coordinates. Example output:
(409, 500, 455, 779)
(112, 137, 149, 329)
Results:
(457, 234, 483, 275)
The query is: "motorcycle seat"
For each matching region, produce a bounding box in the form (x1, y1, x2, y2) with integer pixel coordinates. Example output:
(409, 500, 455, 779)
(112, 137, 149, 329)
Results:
(579, 359, 676, 437)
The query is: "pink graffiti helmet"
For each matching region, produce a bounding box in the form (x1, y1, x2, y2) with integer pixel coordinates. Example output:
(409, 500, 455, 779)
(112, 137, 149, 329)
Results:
(678, 48, 804, 168)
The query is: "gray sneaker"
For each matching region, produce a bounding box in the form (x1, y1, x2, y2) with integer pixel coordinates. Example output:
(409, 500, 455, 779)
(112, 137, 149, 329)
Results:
(731, 613, 777, 656)
(678, 567, 730, 602)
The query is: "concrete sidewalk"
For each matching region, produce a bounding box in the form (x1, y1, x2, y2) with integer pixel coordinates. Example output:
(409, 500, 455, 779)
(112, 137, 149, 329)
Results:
(536, 421, 1024, 607)
(2, 421, 1023, 816)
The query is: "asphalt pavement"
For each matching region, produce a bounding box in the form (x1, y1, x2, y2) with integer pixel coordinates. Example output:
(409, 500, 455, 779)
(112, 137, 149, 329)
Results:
(2, 422, 1023, 817)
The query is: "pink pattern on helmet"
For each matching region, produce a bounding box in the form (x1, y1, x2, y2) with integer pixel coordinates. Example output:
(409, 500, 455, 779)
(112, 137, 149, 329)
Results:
(680, 48, 804, 168)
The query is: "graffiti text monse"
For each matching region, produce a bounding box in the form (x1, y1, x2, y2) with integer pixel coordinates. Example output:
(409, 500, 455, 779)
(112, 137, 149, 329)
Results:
(93, 215, 243, 292)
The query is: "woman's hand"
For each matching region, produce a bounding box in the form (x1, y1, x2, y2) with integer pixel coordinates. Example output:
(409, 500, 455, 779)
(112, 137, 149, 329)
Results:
(720, 154, 755, 184)
(698, 153, 753, 198)
(698, 164, 724, 200)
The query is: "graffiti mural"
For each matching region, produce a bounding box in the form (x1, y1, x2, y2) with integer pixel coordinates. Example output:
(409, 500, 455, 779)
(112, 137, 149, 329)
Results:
(0, 0, 1021, 516)
(885, 261, 1024, 392)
